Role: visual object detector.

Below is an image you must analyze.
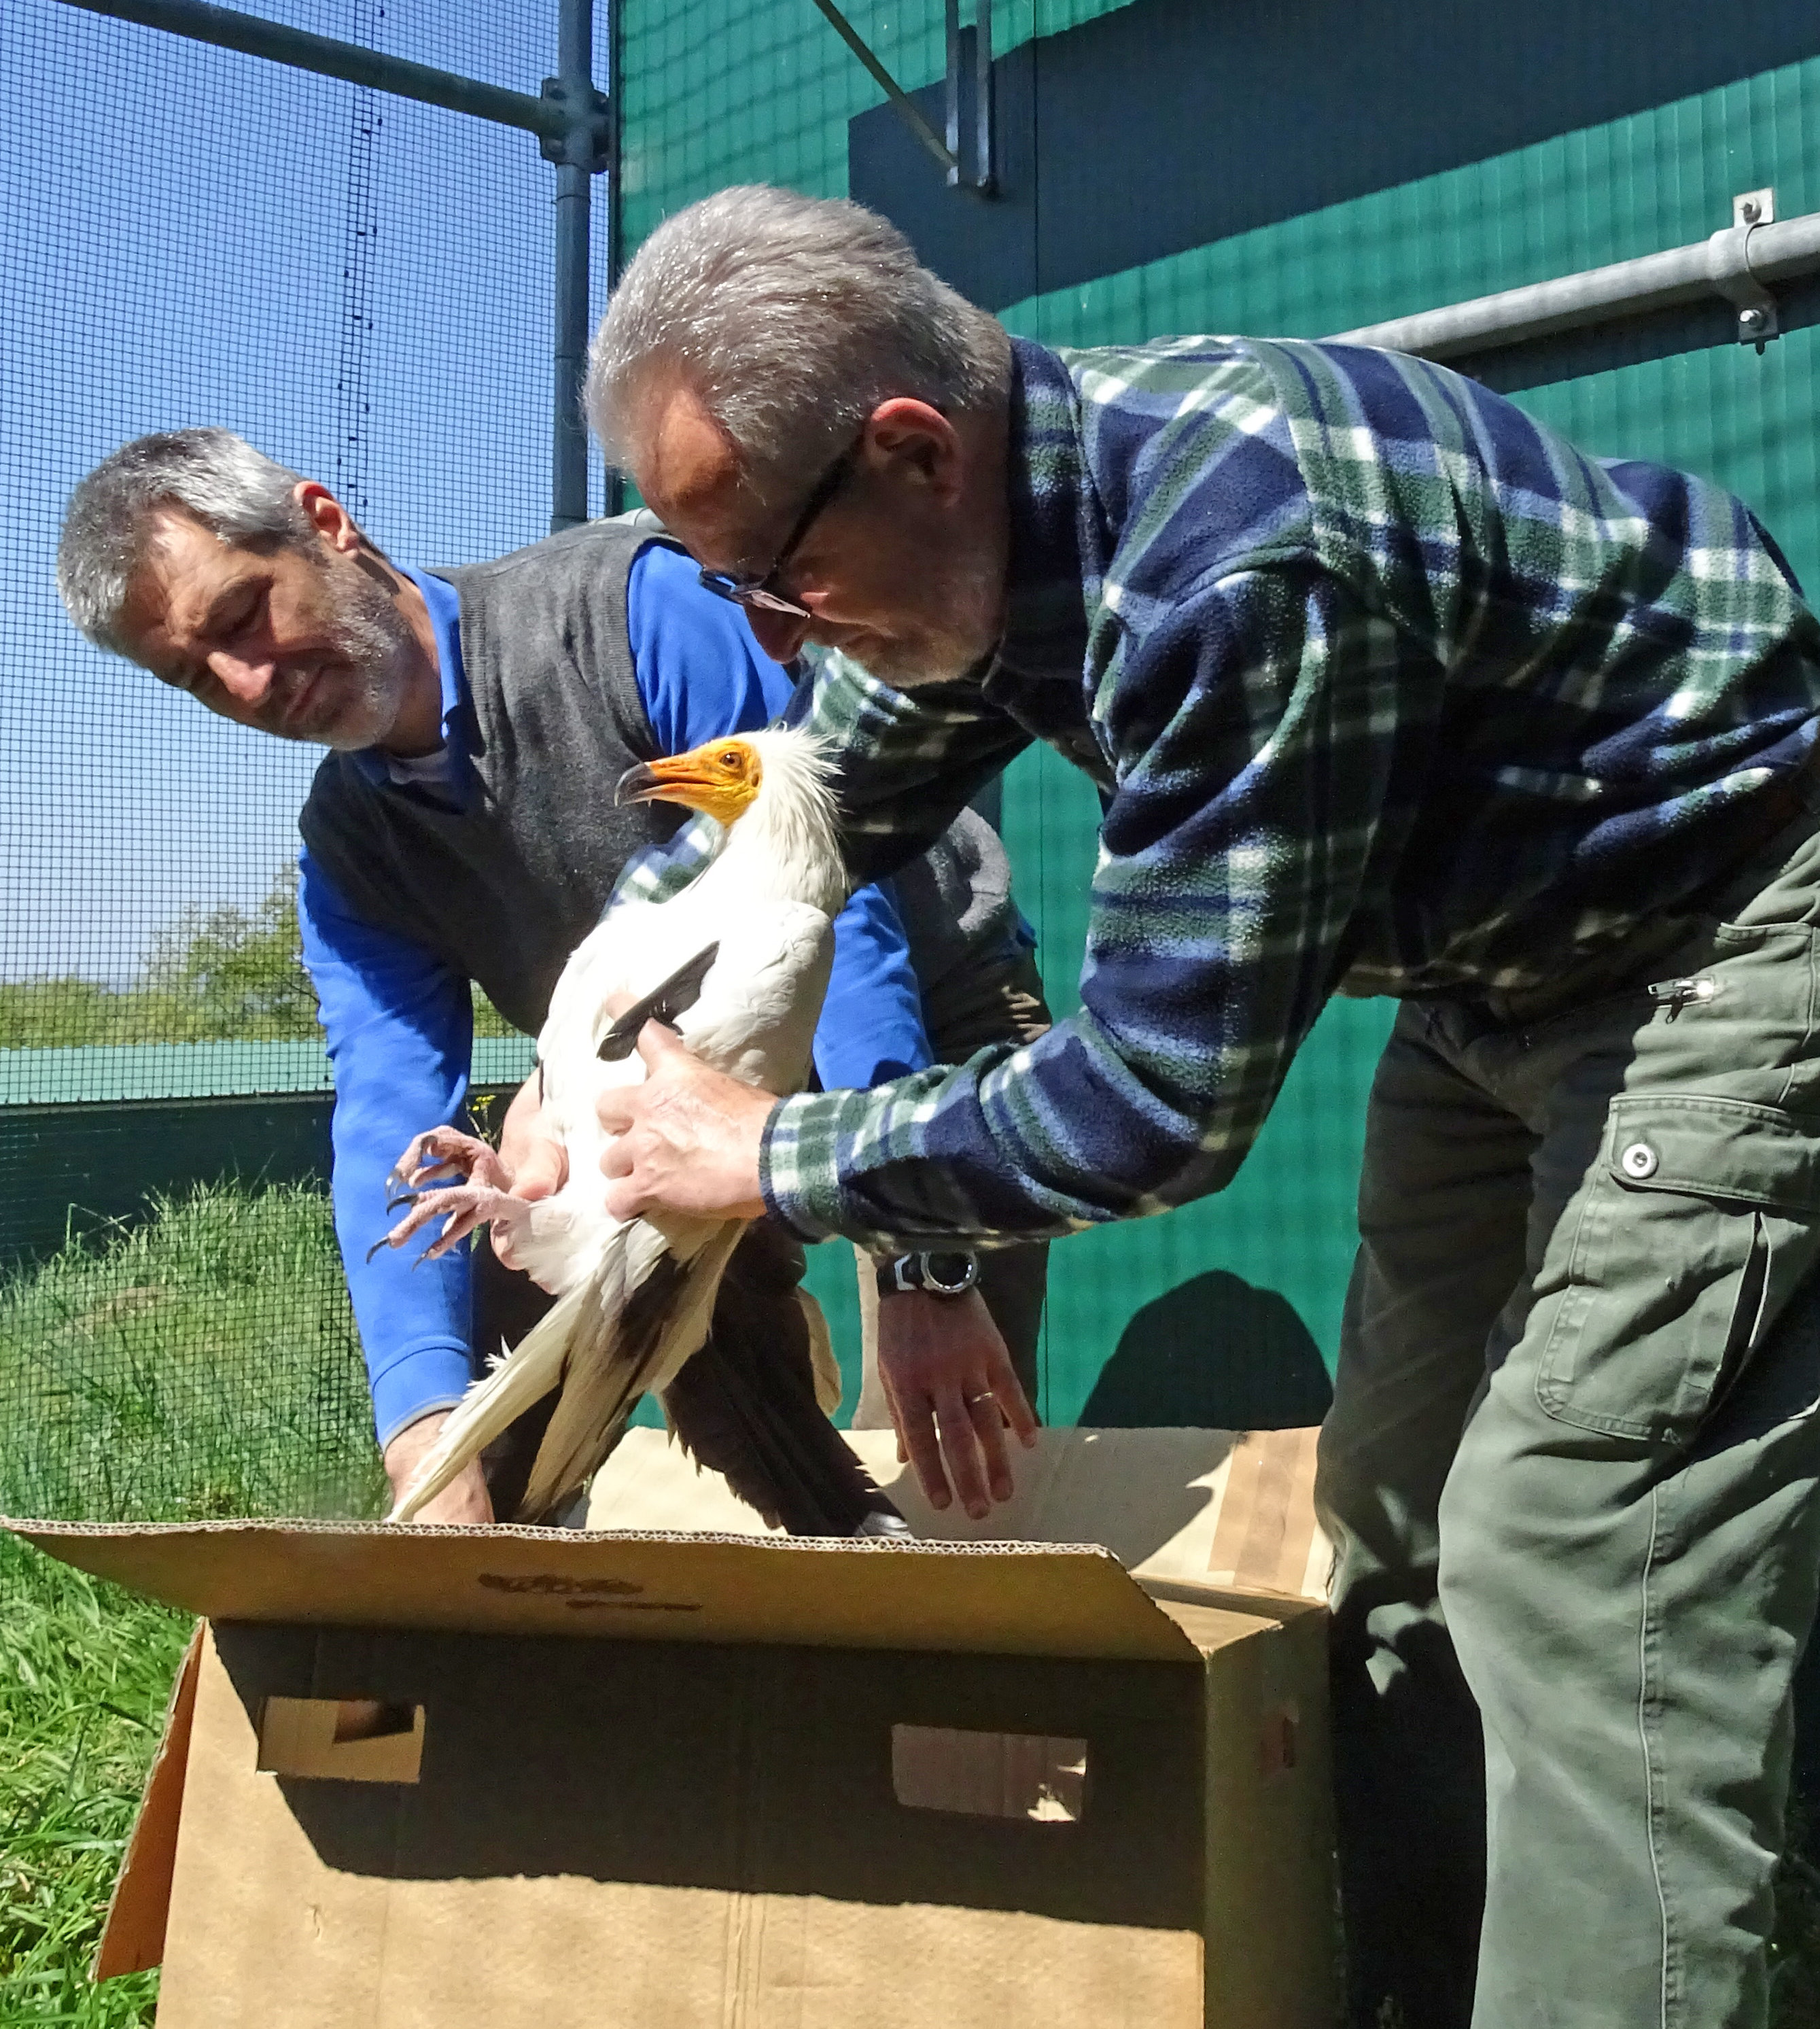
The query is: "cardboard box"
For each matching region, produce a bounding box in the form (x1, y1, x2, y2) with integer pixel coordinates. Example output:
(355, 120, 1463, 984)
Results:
(10, 1426, 1334, 2028)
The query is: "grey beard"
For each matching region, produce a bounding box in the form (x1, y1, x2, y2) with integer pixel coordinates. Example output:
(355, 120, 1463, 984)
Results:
(853, 560, 1004, 689)
(853, 640, 981, 688)
(315, 563, 420, 750)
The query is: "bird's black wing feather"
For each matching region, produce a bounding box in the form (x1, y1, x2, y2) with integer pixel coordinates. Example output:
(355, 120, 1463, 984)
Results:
(596, 942, 721, 1061)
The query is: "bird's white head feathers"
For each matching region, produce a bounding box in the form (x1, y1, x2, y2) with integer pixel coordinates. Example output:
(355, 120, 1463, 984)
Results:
(616, 725, 846, 913)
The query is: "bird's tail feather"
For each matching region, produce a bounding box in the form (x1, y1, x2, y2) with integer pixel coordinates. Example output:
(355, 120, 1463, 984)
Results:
(800, 1287, 842, 1418)
(519, 1220, 744, 1520)
(386, 1277, 592, 1522)
(387, 1215, 905, 1540)
(389, 1211, 700, 1523)
(660, 1224, 908, 1538)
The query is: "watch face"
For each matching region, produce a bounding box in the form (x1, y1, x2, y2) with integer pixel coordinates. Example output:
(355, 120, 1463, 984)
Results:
(924, 1252, 977, 1294)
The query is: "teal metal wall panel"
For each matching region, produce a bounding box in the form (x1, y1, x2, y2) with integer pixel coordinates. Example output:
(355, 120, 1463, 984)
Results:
(987, 58, 1820, 1418)
(1004, 56, 1820, 406)
(849, 0, 1820, 308)
(618, 1, 1134, 249)
(994, 743, 1386, 1421)
(619, 5, 1820, 1423)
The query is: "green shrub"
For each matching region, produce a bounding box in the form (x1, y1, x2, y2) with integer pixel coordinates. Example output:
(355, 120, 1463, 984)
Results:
(0, 867, 518, 1051)
(137, 869, 317, 1040)
(0, 871, 316, 1051)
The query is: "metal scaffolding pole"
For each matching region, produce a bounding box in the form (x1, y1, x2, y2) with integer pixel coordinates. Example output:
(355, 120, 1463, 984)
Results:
(809, 0, 957, 176)
(54, 0, 570, 140)
(548, 0, 601, 532)
(1333, 204, 1820, 362)
(52, 0, 612, 533)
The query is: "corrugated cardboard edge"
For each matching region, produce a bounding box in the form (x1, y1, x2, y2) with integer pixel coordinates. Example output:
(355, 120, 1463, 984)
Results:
(4, 1519, 1193, 1667)
(5, 1515, 1131, 1552)
(93, 1620, 203, 1981)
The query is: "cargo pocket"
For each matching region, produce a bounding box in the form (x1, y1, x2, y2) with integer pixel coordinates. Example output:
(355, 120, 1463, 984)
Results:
(1536, 1095, 1820, 1443)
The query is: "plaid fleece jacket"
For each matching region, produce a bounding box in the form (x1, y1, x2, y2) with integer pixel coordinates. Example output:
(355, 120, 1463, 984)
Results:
(751, 335, 1820, 1247)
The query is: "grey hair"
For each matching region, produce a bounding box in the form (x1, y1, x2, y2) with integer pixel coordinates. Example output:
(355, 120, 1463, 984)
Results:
(587, 185, 1010, 508)
(57, 427, 313, 655)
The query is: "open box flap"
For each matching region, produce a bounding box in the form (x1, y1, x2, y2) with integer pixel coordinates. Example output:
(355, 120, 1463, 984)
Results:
(590, 1425, 1331, 1612)
(6, 1517, 1208, 1664)
(8, 1426, 1326, 1661)
(93, 1620, 203, 1981)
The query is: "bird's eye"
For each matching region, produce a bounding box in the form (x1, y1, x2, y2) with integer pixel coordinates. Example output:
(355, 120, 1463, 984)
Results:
(718, 748, 741, 768)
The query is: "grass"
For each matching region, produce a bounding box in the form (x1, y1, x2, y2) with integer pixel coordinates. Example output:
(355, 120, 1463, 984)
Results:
(0, 1182, 386, 2022)
(0, 1537, 188, 2028)
(0, 1183, 386, 1525)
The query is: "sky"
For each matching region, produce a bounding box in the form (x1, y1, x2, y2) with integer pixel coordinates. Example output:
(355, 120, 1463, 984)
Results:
(0, 0, 612, 982)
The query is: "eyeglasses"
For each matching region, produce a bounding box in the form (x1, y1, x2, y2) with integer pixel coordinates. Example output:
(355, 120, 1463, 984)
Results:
(697, 436, 860, 620)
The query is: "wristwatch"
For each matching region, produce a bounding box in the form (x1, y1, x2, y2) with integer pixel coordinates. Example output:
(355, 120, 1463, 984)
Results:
(875, 1250, 979, 1300)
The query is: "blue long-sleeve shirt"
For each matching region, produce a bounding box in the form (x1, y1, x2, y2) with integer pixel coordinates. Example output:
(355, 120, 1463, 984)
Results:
(298, 542, 932, 1447)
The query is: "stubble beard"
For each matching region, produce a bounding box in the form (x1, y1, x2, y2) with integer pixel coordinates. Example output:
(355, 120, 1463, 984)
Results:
(305, 557, 421, 750)
(842, 545, 1004, 690)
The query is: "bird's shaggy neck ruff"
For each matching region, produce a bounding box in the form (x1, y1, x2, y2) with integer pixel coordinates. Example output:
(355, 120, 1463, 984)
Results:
(703, 727, 846, 916)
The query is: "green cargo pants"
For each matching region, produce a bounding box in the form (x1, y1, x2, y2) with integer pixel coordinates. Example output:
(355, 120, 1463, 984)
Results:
(1317, 814, 1820, 2028)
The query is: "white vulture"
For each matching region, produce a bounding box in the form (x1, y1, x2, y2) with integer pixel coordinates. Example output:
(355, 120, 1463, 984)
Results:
(376, 725, 907, 1536)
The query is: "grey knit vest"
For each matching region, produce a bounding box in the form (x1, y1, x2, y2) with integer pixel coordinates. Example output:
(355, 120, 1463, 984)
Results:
(299, 522, 678, 1035)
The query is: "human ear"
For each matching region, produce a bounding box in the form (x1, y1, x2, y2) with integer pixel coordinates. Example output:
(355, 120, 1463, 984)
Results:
(294, 480, 364, 554)
(864, 399, 966, 502)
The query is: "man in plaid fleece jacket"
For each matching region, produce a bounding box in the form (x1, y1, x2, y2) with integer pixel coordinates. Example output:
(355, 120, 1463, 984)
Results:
(591, 186, 1820, 2027)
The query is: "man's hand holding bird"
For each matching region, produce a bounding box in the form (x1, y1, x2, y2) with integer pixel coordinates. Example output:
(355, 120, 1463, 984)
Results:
(597, 1019, 771, 1224)
(598, 1020, 1038, 1520)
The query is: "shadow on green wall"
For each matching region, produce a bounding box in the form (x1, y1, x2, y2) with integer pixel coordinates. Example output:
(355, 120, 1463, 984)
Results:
(1079, 1269, 1334, 1431)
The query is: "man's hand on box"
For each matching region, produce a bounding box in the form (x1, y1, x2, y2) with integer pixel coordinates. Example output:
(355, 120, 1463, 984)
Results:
(383, 1409, 493, 1525)
(876, 1287, 1038, 1521)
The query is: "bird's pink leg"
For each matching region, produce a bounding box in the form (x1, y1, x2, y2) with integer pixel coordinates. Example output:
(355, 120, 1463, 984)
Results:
(368, 1126, 535, 1265)
(372, 1183, 536, 1265)
(384, 1126, 511, 1204)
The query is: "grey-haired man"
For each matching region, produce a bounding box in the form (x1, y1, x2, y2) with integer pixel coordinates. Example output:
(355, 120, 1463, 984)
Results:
(581, 185, 1820, 2028)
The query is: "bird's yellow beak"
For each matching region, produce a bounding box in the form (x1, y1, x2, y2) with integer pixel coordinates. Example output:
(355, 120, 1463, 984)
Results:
(615, 738, 764, 827)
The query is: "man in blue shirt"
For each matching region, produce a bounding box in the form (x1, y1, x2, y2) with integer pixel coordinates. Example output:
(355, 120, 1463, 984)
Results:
(56, 427, 1045, 1526)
